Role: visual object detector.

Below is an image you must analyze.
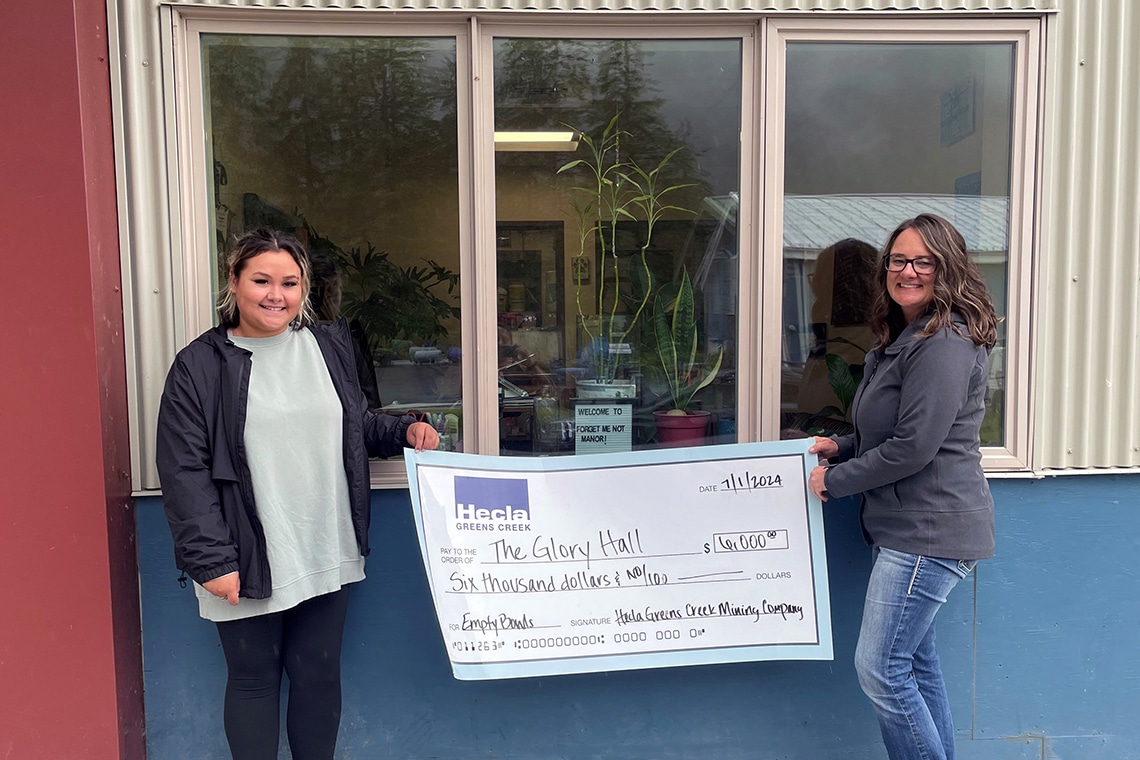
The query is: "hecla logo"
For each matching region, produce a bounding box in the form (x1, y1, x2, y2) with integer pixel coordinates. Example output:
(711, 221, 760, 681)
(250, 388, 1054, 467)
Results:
(453, 476, 530, 522)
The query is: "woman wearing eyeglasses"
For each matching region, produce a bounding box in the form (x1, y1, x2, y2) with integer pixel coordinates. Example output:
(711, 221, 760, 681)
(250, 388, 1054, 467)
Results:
(808, 213, 997, 760)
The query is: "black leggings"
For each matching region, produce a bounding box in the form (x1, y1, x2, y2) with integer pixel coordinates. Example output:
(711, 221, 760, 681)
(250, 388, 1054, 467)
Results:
(214, 588, 350, 760)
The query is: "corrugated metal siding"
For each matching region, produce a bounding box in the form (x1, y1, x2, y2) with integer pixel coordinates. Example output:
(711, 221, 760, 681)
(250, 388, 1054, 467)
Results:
(1038, 0, 1140, 469)
(169, 0, 1054, 12)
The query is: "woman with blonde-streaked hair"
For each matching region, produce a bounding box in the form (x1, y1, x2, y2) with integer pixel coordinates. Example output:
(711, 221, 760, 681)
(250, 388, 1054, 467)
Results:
(808, 213, 997, 760)
(157, 227, 438, 760)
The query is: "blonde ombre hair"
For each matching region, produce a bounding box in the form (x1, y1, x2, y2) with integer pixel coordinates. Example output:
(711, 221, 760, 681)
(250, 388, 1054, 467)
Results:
(216, 228, 316, 330)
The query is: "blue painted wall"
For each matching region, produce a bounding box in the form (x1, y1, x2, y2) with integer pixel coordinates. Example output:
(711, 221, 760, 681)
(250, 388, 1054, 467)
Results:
(137, 474, 1140, 759)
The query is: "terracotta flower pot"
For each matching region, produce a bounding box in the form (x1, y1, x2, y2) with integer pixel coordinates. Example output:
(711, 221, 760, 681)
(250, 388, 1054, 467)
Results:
(653, 410, 711, 447)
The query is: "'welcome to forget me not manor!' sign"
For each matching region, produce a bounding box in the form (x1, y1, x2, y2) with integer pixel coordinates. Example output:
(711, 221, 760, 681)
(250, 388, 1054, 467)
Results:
(406, 439, 832, 680)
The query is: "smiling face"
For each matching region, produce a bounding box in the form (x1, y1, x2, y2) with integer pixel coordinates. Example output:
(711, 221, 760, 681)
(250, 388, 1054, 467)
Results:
(229, 249, 304, 338)
(886, 227, 937, 324)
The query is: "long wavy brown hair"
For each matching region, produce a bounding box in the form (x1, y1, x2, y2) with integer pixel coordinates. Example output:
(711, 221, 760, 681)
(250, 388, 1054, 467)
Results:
(868, 213, 998, 350)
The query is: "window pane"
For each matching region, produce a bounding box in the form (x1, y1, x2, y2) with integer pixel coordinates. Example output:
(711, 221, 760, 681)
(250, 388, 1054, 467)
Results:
(202, 34, 463, 451)
(493, 38, 742, 455)
(781, 43, 1012, 446)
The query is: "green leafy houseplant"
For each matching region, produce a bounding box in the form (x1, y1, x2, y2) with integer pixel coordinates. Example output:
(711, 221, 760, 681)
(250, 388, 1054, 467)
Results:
(814, 337, 866, 422)
(649, 268, 723, 414)
(338, 242, 460, 358)
(558, 115, 693, 386)
(297, 217, 459, 362)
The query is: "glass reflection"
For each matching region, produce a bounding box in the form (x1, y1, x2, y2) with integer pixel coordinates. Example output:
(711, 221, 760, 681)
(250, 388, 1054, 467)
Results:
(493, 38, 742, 455)
(781, 43, 1014, 446)
(202, 34, 463, 451)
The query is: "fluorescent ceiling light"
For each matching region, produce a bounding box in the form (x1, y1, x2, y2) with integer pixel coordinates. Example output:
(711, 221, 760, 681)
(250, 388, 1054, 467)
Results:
(494, 131, 579, 152)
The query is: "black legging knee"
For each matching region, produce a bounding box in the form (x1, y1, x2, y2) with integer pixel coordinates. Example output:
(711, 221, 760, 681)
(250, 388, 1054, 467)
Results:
(215, 588, 350, 760)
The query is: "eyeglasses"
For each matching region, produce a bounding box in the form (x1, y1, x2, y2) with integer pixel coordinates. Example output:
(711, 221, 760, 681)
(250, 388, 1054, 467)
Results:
(884, 255, 937, 275)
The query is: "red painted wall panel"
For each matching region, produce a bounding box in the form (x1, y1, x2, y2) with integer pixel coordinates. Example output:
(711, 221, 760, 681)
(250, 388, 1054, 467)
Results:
(0, 1, 143, 758)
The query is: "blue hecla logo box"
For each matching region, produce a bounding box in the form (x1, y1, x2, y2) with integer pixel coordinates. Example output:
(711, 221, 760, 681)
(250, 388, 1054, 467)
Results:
(453, 476, 531, 522)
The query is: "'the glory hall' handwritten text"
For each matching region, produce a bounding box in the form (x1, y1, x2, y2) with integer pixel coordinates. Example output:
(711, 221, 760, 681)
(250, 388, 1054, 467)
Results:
(490, 528, 644, 568)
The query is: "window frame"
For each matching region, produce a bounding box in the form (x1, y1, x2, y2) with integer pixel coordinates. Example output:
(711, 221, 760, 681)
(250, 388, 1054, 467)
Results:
(473, 21, 762, 454)
(171, 14, 761, 487)
(151, 10, 1038, 491)
(171, 14, 476, 488)
(761, 17, 1041, 471)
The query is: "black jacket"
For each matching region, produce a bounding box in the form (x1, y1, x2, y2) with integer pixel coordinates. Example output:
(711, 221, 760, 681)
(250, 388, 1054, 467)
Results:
(155, 320, 416, 599)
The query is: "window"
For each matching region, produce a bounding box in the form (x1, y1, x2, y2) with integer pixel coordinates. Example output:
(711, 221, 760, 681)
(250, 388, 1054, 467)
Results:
(779, 42, 1015, 444)
(188, 27, 466, 471)
(491, 35, 743, 455)
(763, 19, 1039, 468)
(160, 14, 1037, 488)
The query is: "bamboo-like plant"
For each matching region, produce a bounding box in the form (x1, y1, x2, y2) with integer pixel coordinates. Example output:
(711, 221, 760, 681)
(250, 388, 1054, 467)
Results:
(650, 268, 723, 413)
(558, 114, 693, 384)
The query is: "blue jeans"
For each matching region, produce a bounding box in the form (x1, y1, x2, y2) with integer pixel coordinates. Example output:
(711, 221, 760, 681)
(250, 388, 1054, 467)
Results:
(855, 547, 976, 760)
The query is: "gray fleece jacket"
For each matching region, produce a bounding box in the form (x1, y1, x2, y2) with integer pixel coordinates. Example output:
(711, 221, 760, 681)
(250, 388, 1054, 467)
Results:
(824, 314, 995, 561)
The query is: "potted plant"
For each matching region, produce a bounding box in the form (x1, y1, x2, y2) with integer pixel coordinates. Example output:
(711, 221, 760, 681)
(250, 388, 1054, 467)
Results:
(797, 336, 866, 436)
(300, 221, 461, 362)
(647, 268, 723, 446)
(336, 241, 460, 359)
(558, 115, 693, 399)
(816, 337, 866, 423)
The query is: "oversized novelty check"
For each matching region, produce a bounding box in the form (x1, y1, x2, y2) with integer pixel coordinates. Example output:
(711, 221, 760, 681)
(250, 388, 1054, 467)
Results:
(405, 440, 832, 680)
